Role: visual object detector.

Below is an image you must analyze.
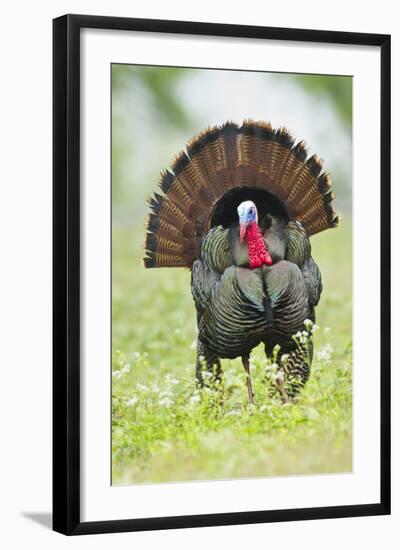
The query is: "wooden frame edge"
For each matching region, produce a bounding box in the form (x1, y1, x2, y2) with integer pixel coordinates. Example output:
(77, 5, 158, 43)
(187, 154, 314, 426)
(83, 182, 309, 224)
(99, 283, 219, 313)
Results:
(52, 14, 391, 535)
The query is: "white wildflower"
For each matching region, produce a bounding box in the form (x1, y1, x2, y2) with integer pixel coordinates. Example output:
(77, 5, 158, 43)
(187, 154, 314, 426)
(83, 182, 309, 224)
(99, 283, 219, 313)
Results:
(126, 396, 139, 407)
(225, 371, 239, 387)
(281, 354, 289, 365)
(311, 324, 319, 334)
(165, 373, 179, 385)
(272, 370, 284, 382)
(189, 393, 201, 406)
(318, 350, 330, 361)
(136, 383, 148, 392)
(112, 370, 122, 378)
(226, 409, 241, 417)
(265, 362, 277, 372)
(317, 344, 333, 362)
(159, 397, 174, 407)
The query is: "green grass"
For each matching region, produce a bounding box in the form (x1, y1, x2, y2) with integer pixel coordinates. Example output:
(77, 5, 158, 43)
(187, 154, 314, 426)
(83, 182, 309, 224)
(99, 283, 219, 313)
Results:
(112, 219, 352, 484)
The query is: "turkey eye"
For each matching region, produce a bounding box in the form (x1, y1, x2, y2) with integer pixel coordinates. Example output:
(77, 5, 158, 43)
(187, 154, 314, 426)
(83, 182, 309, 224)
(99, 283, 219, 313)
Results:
(264, 215, 272, 229)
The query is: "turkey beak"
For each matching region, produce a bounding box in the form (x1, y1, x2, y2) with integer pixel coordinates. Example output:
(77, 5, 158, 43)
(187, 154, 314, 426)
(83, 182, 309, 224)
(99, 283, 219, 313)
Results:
(239, 223, 247, 243)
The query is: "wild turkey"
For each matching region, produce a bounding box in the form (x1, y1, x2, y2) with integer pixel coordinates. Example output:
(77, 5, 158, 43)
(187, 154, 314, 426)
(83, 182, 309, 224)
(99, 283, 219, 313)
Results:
(144, 120, 338, 403)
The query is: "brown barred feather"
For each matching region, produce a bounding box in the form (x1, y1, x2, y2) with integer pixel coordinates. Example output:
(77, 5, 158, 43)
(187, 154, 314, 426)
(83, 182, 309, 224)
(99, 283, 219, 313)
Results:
(144, 120, 339, 268)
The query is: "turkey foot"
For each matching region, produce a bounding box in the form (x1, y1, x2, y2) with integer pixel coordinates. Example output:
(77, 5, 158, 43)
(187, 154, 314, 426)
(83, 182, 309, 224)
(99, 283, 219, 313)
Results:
(275, 377, 289, 404)
(242, 356, 254, 404)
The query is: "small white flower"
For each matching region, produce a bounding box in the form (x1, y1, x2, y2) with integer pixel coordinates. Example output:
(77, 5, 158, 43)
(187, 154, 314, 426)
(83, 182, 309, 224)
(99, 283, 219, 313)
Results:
(295, 331, 302, 339)
(189, 393, 201, 405)
(112, 370, 122, 378)
(304, 319, 313, 330)
(281, 354, 289, 365)
(311, 324, 319, 334)
(317, 350, 329, 361)
(273, 370, 284, 382)
(317, 344, 333, 361)
(226, 409, 241, 417)
(165, 373, 179, 385)
(126, 396, 139, 407)
(159, 397, 173, 407)
(136, 383, 148, 392)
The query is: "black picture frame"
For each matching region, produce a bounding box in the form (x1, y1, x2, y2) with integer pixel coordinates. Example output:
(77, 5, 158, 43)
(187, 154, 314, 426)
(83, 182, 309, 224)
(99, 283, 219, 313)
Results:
(53, 14, 391, 536)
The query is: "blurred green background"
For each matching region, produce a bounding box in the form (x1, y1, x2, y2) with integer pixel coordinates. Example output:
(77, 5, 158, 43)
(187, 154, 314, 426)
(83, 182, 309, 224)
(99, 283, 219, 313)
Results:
(112, 65, 352, 485)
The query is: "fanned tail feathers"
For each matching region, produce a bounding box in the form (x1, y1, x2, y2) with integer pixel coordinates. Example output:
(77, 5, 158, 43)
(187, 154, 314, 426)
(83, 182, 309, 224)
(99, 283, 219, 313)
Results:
(144, 120, 339, 268)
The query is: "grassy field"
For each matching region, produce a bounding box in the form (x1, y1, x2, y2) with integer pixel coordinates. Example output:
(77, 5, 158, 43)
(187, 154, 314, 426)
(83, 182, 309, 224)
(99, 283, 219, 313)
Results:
(112, 219, 352, 484)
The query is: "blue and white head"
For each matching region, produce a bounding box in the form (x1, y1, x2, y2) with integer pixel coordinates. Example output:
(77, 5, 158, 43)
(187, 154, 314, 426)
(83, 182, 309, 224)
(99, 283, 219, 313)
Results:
(237, 200, 258, 242)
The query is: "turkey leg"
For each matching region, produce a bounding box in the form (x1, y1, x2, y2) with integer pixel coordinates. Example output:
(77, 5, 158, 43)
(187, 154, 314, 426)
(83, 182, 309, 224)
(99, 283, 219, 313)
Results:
(242, 356, 254, 404)
(275, 377, 289, 404)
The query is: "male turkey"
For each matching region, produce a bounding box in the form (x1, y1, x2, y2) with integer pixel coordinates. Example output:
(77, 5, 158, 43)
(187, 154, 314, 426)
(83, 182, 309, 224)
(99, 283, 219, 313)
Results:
(144, 121, 338, 403)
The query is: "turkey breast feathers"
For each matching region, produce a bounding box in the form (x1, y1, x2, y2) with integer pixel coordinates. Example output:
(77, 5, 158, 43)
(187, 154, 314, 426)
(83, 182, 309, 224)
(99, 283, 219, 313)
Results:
(191, 220, 322, 360)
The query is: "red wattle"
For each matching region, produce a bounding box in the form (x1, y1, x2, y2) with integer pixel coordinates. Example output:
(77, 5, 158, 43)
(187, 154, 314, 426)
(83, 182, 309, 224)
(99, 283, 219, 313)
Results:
(246, 222, 272, 269)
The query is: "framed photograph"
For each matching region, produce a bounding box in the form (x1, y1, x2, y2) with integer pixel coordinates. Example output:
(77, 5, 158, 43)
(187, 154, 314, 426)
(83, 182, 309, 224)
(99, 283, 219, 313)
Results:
(53, 14, 391, 535)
